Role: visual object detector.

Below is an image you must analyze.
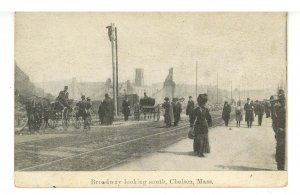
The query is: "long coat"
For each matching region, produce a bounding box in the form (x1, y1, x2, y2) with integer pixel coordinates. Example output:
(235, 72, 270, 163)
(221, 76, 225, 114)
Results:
(162, 101, 173, 125)
(235, 106, 243, 121)
(186, 100, 194, 115)
(222, 104, 231, 120)
(244, 102, 254, 122)
(191, 106, 212, 135)
(122, 100, 130, 115)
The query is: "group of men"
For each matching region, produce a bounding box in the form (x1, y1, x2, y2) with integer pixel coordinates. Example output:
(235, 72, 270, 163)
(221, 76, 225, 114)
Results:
(162, 97, 183, 127)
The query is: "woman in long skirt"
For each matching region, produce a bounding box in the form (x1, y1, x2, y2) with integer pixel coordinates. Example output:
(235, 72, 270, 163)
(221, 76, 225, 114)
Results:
(235, 101, 243, 127)
(190, 94, 212, 157)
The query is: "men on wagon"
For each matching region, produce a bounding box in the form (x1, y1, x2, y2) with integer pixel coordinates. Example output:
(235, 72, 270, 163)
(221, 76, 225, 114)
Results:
(244, 98, 254, 128)
(122, 96, 130, 121)
(56, 86, 69, 109)
(162, 97, 172, 127)
(186, 96, 195, 127)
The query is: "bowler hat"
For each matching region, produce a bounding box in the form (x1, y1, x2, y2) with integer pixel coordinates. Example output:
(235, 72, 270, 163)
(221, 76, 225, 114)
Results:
(197, 94, 208, 104)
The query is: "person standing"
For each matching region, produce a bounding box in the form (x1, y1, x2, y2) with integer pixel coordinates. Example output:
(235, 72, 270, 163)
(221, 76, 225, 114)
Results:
(56, 86, 69, 109)
(222, 101, 231, 127)
(162, 97, 172, 127)
(103, 94, 114, 125)
(85, 97, 92, 129)
(256, 101, 265, 126)
(122, 97, 130, 121)
(186, 96, 195, 127)
(235, 101, 243, 127)
(173, 98, 182, 126)
(98, 101, 104, 125)
(271, 90, 286, 170)
(244, 98, 254, 128)
(190, 94, 212, 157)
(76, 95, 87, 128)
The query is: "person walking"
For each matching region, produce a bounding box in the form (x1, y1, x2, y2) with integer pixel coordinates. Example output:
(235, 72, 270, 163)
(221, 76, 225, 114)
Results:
(222, 101, 231, 127)
(162, 97, 172, 127)
(256, 101, 265, 126)
(98, 101, 104, 125)
(186, 96, 195, 127)
(190, 94, 212, 157)
(122, 97, 130, 121)
(244, 98, 254, 128)
(102, 94, 114, 125)
(235, 101, 243, 127)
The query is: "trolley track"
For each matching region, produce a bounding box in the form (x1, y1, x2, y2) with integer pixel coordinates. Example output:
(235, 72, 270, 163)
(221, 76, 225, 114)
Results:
(15, 113, 224, 171)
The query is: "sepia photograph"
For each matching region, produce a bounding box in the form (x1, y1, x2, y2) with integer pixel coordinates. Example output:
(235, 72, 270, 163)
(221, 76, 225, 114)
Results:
(14, 12, 287, 187)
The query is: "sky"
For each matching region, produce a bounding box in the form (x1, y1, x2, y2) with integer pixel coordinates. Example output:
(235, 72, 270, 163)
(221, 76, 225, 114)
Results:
(15, 12, 287, 90)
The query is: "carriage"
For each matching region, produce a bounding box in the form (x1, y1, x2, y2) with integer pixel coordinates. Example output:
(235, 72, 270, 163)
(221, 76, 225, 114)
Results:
(139, 97, 161, 121)
(48, 99, 76, 129)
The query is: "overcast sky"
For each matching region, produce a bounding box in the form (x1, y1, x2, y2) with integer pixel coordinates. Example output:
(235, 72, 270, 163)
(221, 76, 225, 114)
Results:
(15, 12, 287, 90)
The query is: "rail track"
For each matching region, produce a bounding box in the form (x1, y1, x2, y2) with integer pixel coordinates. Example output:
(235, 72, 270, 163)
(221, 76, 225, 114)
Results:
(15, 113, 227, 171)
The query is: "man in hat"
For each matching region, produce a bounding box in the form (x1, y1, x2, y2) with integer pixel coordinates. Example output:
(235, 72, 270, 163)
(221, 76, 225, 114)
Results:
(190, 94, 212, 157)
(85, 97, 92, 129)
(186, 96, 195, 127)
(122, 96, 130, 121)
(102, 94, 114, 125)
(57, 86, 70, 109)
(76, 95, 87, 128)
(271, 90, 286, 170)
(222, 101, 231, 127)
(256, 101, 265, 126)
(172, 98, 182, 126)
(244, 98, 254, 128)
(162, 97, 172, 127)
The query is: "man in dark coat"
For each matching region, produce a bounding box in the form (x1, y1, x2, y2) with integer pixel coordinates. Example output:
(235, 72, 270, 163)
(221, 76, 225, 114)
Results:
(162, 97, 172, 127)
(186, 96, 195, 127)
(271, 90, 286, 170)
(98, 101, 104, 125)
(172, 98, 182, 126)
(244, 98, 254, 128)
(76, 95, 87, 128)
(102, 94, 114, 125)
(256, 101, 265, 126)
(122, 97, 130, 121)
(85, 97, 92, 129)
(222, 101, 231, 127)
(56, 86, 69, 108)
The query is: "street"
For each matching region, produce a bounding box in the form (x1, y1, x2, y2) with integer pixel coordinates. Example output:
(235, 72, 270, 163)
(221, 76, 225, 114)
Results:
(14, 114, 277, 171)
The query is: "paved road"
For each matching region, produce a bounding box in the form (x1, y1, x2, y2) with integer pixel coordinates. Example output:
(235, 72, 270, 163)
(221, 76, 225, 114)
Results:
(108, 117, 278, 171)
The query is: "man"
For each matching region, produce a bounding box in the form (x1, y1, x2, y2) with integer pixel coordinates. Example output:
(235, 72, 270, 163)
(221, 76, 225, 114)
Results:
(102, 94, 114, 125)
(244, 98, 254, 128)
(162, 97, 172, 127)
(85, 97, 92, 129)
(122, 97, 130, 121)
(172, 98, 182, 126)
(271, 90, 286, 170)
(98, 101, 104, 125)
(222, 101, 231, 127)
(56, 86, 69, 108)
(76, 95, 87, 128)
(256, 101, 265, 126)
(186, 96, 195, 127)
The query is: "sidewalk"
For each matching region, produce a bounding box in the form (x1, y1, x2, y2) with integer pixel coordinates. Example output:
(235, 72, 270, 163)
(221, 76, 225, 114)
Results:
(108, 117, 278, 171)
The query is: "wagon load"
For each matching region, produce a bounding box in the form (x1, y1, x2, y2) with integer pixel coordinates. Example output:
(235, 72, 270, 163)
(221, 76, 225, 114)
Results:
(140, 97, 155, 107)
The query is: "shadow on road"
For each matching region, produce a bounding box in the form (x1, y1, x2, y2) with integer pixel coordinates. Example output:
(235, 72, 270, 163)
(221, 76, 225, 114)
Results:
(157, 150, 196, 156)
(215, 165, 273, 171)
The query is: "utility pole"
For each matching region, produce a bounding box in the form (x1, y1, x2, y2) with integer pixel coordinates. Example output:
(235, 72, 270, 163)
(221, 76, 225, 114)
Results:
(107, 23, 118, 116)
(217, 72, 219, 104)
(231, 80, 232, 103)
(115, 27, 119, 115)
(196, 61, 198, 98)
(239, 84, 240, 102)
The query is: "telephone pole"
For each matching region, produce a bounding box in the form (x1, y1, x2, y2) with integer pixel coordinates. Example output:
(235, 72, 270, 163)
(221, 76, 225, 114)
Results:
(196, 61, 198, 98)
(115, 27, 119, 115)
(231, 80, 232, 103)
(217, 72, 219, 104)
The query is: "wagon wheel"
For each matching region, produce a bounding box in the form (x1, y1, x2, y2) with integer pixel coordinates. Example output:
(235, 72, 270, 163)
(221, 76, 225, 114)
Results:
(62, 107, 70, 130)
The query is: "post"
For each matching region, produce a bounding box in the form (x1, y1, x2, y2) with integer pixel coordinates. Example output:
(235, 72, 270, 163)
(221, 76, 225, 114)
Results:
(115, 27, 119, 115)
(196, 61, 198, 98)
(107, 23, 118, 116)
(231, 80, 232, 103)
(217, 72, 218, 104)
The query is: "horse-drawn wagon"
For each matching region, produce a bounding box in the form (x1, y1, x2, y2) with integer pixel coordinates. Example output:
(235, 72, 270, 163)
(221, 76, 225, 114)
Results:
(139, 97, 160, 121)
